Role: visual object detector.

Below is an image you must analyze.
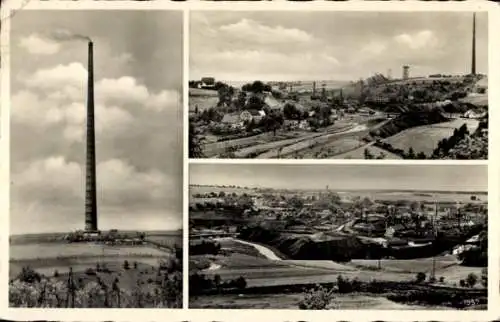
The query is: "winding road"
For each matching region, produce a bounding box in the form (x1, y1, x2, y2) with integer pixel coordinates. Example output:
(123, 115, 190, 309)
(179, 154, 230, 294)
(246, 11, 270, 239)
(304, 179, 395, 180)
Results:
(227, 238, 282, 261)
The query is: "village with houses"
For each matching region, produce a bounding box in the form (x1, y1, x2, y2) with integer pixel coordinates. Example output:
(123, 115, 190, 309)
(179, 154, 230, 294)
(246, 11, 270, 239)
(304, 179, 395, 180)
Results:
(188, 70, 488, 160)
(188, 164, 488, 309)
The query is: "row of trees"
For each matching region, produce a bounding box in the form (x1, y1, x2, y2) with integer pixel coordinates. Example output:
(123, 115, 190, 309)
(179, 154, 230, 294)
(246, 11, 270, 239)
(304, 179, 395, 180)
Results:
(299, 270, 487, 310)
(189, 273, 247, 295)
(241, 80, 272, 94)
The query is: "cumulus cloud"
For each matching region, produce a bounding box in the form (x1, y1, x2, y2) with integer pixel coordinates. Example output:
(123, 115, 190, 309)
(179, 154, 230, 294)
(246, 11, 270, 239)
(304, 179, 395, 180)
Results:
(191, 17, 346, 81)
(219, 19, 315, 45)
(394, 30, 439, 50)
(14, 156, 168, 208)
(193, 49, 339, 81)
(361, 40, 387, 55)
(19, 34, 61, 55)
(20, 64, 180, 112)
(190, 12, 485, 81)
(11, 12, 183, 235)
(25, 62, 87, 89)
(11, 90, 133, 142)
(98, 159, 168, 203)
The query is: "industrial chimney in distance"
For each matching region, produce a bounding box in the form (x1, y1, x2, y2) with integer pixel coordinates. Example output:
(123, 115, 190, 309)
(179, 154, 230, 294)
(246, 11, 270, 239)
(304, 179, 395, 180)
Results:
(471, 12, 476, 75)
(85, 41, 98, 232)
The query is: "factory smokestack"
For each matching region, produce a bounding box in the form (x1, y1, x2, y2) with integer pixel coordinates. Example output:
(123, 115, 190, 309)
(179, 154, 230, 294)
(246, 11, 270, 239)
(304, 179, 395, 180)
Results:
(85, 41, 98, 232)
(471, 13, 476, 75)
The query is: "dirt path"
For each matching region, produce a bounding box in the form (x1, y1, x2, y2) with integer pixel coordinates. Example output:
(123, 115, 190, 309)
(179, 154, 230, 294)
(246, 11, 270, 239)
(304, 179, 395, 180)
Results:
(228, 238, 282, 261)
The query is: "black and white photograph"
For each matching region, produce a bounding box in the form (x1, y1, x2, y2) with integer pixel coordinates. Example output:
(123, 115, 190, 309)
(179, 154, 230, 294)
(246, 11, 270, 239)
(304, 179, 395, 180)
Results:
(8, 10, 183, 308)
(189, 164, 487, 309)
(188, 11, 488, 160)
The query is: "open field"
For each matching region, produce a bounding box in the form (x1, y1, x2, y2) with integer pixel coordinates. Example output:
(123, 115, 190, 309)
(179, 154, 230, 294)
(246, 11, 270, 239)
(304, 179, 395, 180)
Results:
(333, 143, 402, 159)
(383, 119, 480, 156)
(9, 242, 175, 279)
(189, 88, 219, 112)
(193, 245, 485, 290)
(291, 138, 365, 159)
(350, 256, 459, 274)
(10, 238, 182, 307)
(10, 243, 167, 261)
(189, 96, 219, 112)
(257, 124, 370, 159)
(207, 121, 372, 159)
(145, 232, 182, 248)
(189, 88, 219, 96)
(190, 293, 445, 310)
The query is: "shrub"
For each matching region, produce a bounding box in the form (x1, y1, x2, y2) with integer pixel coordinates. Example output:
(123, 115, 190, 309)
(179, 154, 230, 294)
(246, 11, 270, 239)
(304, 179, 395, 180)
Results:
(234, 276, 247, 290)
(123, 260, 130, 270)
(366, 279, 384, 293)
(439, 276, 445, 283)
(298, 285, 335, 310)
(428, 276, 437, 284)
(85, 268, 96, 276)
(481, 268, 487, 287)
(17, 267, 42, 284)
(336, 275, 353, 294)
(415, 272, 426, 283)
(459, 279, 466, 287)
(466, 273, 478, 288)
(53, 270, 59, 278)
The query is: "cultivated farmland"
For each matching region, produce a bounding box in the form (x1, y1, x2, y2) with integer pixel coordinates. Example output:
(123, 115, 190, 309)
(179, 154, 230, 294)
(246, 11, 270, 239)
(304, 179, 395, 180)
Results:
(383, 119, 480, 156)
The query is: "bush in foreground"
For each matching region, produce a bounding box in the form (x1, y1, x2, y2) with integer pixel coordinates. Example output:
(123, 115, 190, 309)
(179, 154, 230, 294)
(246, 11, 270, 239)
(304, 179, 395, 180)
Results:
(415, 272, 426, 283)
(298, 285, 335, 310)
(466, 273, 478, 288)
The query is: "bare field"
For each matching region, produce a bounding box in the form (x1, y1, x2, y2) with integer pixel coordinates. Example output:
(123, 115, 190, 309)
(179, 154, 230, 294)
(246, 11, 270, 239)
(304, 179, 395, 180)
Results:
(383, 119, 480, 155)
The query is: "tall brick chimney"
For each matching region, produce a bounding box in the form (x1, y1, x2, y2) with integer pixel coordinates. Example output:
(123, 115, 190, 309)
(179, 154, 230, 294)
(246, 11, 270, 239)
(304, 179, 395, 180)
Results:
(471, 13, 476, 75)
(84, 41, 98, 232)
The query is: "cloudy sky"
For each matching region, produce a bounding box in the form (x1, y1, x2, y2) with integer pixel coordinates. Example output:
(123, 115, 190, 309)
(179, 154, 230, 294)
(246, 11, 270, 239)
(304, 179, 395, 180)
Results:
(190, 11, 488, 82)
(190, 164, 487, 192)
(10, 11, 183, 234)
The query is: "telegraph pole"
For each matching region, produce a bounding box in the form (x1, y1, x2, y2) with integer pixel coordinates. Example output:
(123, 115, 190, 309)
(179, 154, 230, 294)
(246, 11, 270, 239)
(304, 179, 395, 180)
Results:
(431, 200, 438, 280)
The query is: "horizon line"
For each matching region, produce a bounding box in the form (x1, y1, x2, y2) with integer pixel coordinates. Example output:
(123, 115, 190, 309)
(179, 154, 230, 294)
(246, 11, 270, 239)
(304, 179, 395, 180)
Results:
(189, 73, 488, 84)
(189, 184, 487, 194)
(10, 228, 183, 237)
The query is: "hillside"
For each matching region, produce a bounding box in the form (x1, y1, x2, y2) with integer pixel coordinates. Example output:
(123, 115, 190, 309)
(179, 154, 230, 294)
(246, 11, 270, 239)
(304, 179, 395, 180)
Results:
(370, 110, 448, 139)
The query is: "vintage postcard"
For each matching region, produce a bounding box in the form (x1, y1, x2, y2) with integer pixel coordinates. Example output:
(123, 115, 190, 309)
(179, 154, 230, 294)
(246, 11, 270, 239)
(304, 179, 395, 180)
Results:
(0, 1, 498, 322)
